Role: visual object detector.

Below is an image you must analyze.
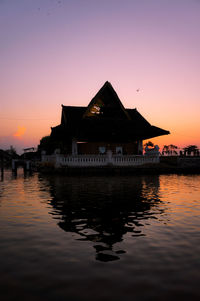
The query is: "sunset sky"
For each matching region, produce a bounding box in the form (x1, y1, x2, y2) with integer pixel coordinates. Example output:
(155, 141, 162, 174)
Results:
(1, 0, 200, 153)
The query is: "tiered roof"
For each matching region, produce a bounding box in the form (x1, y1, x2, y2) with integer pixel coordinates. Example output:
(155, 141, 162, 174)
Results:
(51, 81, 170, 142)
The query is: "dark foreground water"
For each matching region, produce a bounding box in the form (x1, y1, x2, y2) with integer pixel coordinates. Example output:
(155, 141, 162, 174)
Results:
(0, 169, 200, 301)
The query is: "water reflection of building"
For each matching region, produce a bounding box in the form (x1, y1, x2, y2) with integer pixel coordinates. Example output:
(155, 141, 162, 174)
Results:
(45, 175, 162, 262)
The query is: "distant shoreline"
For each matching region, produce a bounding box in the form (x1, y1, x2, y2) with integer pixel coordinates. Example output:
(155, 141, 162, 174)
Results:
(2, 156, 200, 176)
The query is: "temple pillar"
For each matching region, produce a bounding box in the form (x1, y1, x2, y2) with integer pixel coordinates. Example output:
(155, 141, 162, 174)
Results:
(138, 140, 143, 155)
(107, 150, 113, 165)
(41, 150, 46, 162)
(72, 138, 78, 155)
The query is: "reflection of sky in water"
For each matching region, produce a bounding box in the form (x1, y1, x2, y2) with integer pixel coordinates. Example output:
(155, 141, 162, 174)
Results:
(46, 175, 166, 261)
(0, 170, 200, 300)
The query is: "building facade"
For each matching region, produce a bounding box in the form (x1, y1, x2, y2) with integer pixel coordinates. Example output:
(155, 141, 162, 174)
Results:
(49, 81, 169, 157)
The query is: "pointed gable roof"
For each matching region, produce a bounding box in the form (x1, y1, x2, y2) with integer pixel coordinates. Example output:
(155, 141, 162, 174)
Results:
(52, 81, 170, 142)
(83, 81, 131, 120)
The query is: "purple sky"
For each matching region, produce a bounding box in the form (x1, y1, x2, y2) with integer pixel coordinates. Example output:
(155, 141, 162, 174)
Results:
(1, 0, 200, 153)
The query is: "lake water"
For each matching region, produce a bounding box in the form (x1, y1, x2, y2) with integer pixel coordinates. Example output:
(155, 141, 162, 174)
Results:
(0, 169, 200, 301)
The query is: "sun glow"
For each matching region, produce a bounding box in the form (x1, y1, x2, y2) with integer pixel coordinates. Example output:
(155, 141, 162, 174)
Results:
(13, 126, 26, 139)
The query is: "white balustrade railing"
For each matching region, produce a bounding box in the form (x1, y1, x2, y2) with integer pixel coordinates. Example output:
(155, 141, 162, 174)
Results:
(42, 153, 159, 168)
(112, 155, 159, 166)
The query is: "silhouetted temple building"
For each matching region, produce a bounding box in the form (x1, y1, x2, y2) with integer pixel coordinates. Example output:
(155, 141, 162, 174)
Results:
(50, 81, 169, 156)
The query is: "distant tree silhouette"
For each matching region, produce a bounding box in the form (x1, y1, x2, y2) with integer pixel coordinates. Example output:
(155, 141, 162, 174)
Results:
(38, 135, 67, 154)
(0, 146, 19, 167)
(183, 145, 199, 156)
(144, 141, 154, 148)
(6, 145, 17, 156)
(162, 144, 178, 156)
(38, 136, 55, 154)
(4, 146, 19, 158)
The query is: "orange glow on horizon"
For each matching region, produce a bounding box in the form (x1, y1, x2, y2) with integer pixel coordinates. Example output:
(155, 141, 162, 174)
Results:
(13, 126, 26, 139)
